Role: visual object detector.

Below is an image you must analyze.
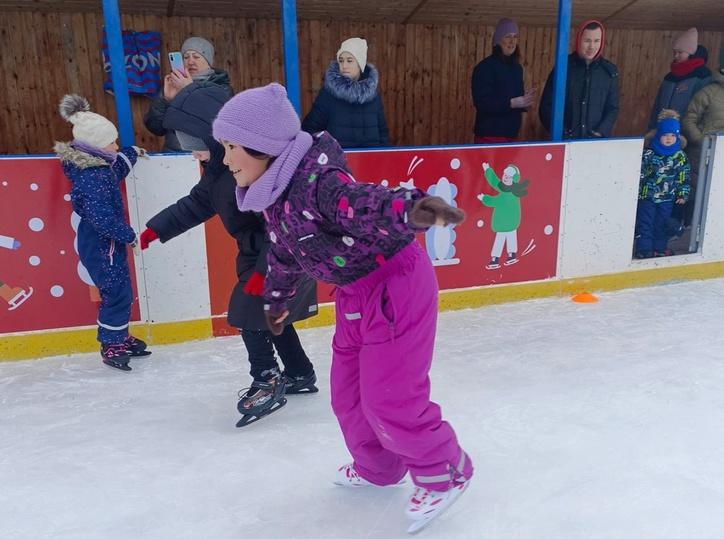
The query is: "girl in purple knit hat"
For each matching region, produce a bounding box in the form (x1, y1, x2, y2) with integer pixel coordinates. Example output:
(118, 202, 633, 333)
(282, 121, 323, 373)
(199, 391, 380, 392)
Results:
(212, 82, 473, 533)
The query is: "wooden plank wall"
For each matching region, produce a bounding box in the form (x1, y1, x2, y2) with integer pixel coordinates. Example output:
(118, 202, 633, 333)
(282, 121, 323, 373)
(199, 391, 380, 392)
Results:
(0, 11, 722, 154)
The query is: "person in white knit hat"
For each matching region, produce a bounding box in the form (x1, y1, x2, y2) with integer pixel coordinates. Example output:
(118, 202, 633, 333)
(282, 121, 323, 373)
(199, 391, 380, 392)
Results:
(53, 94, 151, 371)
(302, 36, 390, 148)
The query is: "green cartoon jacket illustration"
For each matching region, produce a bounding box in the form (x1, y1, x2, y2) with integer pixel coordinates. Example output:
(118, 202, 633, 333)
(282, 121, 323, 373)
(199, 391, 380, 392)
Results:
(478, 164, 528, 232)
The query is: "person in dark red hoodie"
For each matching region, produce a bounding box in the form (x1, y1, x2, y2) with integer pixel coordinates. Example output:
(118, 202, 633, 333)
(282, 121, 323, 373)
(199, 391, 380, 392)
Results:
(539, 20, 620, 139)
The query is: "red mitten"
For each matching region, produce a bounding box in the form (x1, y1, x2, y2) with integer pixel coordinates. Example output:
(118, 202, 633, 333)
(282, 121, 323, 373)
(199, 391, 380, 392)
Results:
(243, 271, 265, 296)
(409, 196, 465, 227)
(140, 228, 159, 250)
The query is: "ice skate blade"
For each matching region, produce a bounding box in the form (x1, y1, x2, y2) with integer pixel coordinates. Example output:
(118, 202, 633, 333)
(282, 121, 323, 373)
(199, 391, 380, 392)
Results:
(8, 287, 33, 311)
(236, 397, 287, 428)
(334, 477, 406, 487)
(102, 359, 132, 372)
(130, 350, 152, 357)
(285, 385, 319, 395)
(406, 480, 470, 535)
(504, 258, 519, 266)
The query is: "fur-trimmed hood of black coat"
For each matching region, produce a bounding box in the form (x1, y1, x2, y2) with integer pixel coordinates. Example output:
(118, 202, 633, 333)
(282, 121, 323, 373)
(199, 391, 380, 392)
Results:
(324, 61, 379, 105)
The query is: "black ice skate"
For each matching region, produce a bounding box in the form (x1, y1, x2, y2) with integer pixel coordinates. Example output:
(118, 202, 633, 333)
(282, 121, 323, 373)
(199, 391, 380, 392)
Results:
(101, 343, 132, 371)
(283, 370, 319, 394)
(485, 257, 500, 270)
(504, 252, 519, 266)
(125, 335, 152, 357)
(236, 370, 287, 428)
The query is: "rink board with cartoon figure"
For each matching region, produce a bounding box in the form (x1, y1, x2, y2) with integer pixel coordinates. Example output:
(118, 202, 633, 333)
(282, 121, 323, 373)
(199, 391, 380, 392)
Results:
(345, 144, 564, 288)
(205, 143, 565, 335)
(0, 157, 141, 334)
(4, 136, 724, 351)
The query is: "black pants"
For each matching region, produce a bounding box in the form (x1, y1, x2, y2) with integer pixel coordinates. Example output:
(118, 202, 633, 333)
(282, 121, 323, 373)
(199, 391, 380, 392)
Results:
(240, 324, 313, 381)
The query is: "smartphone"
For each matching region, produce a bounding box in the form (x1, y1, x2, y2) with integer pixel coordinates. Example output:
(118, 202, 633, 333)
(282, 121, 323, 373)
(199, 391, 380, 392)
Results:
(168, 51, 185, 74)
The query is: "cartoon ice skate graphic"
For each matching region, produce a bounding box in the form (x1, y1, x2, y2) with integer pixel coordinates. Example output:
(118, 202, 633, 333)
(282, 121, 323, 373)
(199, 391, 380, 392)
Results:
(425, 177, 461, 266)
(1, 232, 33, 310)
(478, 162, 529, 270)
(0, 279, 33, 310)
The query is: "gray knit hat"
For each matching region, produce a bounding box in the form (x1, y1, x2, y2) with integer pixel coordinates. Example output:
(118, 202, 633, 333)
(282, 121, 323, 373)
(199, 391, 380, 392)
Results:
(181, 37, 214, 66)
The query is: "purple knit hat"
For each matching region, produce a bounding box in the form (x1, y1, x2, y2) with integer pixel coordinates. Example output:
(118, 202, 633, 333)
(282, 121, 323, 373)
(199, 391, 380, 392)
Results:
(493, 18, 519, 47)
(213, 82, 301, 156)
(212, 83, 313, 212)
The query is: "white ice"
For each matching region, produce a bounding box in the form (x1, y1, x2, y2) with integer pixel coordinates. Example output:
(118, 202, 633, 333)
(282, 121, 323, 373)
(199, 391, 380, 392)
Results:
(2, 279, 724, 539)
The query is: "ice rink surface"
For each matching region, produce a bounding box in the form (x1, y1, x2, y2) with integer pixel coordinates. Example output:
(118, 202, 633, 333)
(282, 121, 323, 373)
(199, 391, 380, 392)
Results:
(2, 279, 724, 539)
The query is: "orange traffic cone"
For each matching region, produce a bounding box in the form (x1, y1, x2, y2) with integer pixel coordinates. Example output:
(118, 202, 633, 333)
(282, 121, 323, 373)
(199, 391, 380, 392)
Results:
(571, 292, 599, 303)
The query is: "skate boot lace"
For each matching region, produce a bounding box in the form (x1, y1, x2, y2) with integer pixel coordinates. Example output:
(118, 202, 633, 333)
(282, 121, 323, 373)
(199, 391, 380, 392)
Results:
(342, 464, 362, 482)
(103, 344, 128, 359)
(237, 369, 281, 409)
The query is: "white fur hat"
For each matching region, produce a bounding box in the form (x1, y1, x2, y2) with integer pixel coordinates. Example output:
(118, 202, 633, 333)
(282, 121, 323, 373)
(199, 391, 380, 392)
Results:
(337, 37, 368, 72)
(59, 94, 118, 148)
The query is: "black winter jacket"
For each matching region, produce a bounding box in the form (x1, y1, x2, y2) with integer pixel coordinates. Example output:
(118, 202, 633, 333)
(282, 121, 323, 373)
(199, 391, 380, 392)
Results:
(471, 53, 525, 138)
(147, 84, 317, 330)
(539, 53, 620, 139)
(302, 62, 390, 148)
(143, 69, 233, 152)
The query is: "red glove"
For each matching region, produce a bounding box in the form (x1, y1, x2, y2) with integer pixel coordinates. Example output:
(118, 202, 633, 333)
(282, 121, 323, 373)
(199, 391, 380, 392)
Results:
(243, 271, 265, 296)
(140, 228, 159, 250)
(409, 196, 465, 227)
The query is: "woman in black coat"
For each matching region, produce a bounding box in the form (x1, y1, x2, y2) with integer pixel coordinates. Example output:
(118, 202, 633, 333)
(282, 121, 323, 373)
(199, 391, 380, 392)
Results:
(302, 37, 389, 148)
(140, 83, 319, 423)
(144, 37, 233, 152)
(471, 18, 535, 143)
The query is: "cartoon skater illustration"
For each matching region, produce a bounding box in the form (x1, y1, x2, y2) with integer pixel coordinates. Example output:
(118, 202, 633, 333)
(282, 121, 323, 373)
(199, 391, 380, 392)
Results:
(0, 279, 33, 311)
(478, 162, 529, 269)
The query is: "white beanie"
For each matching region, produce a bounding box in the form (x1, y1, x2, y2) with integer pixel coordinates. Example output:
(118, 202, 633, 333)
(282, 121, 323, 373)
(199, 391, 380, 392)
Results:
(337, 37, 368, 72)
(673, 27, 698, 56)
(59, 94, 118, 148)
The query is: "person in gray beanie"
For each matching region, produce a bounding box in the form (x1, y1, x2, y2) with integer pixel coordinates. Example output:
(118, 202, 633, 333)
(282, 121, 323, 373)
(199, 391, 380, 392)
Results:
(144, 36, 233, 152)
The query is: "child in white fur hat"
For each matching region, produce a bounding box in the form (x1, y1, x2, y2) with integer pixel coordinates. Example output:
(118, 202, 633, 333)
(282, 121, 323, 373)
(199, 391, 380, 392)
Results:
(54, 94, 151, 371)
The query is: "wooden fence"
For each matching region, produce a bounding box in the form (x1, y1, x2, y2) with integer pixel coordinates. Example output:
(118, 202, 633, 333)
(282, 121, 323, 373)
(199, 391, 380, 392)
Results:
(0, 11, 721, 154)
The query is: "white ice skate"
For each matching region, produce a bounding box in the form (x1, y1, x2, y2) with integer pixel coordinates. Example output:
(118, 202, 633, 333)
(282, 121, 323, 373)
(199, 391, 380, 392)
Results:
(405, 479, 470, 534)
(7, 286, 33, 311)
(334, 463, 406, 488)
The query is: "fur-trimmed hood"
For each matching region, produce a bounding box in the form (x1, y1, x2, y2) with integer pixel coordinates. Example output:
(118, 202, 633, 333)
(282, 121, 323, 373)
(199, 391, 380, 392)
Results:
(324, 61, 379, 105)
(53, 141, 109, 170)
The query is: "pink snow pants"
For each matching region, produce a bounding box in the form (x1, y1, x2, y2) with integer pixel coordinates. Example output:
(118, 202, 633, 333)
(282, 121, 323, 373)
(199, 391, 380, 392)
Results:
(331, 241, 473, 491)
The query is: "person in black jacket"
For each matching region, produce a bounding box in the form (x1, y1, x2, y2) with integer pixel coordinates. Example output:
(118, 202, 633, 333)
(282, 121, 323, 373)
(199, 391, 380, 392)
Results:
(302, 37, 390, 148)
(144, 37, 233, 152)
(139, 83, 319, 423)
(471, 18, 536, 143)
(539, 20, 620, 139)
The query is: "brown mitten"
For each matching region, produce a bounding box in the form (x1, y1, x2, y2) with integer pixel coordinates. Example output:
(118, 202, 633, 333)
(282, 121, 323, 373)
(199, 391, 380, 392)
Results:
(265, 310, 288, 336)
(409, 196, 465, 227)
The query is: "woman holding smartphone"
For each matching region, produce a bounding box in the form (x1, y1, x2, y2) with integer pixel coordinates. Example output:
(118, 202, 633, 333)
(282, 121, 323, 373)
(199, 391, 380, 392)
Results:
(144, 36, 233, 152)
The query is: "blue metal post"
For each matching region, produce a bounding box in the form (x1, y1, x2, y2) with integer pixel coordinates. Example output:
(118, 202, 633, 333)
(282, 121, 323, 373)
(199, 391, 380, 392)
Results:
(551, 0, 572, 141)
(102, 0, 135, 146)
(281, 0, 302, 115)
